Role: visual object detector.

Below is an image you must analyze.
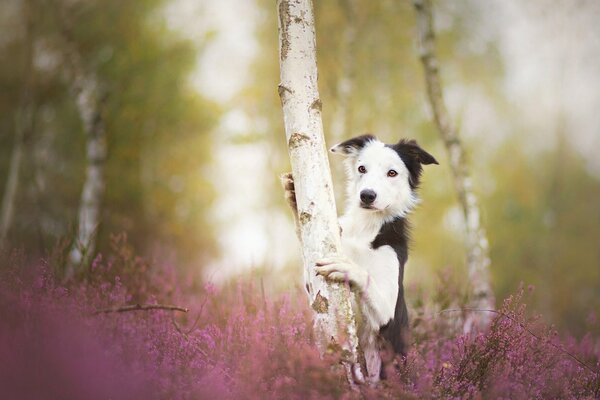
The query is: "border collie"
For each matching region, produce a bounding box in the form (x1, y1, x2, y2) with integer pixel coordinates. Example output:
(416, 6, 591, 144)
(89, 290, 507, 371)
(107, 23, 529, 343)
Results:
(283, 134, 437, 383)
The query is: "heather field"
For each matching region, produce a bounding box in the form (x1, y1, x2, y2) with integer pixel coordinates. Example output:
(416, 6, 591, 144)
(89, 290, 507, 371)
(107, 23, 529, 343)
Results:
(2, 1, 600, 399)
(2, 245, 598, 399)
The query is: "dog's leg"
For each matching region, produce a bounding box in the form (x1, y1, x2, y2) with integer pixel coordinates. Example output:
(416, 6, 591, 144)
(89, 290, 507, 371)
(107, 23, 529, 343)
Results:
(280, 172, 300, 239)
(315, 255, 395, 328)
(364, 345, 382, 384)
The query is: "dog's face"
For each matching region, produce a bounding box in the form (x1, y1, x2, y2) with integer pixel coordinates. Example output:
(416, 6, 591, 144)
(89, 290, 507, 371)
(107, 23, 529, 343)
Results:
(331, 134, 438, 216)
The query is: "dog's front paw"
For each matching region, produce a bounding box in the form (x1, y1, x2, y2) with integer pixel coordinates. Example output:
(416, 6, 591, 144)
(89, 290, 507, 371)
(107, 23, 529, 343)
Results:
(315, 255, 368, 291)
(280, 172, 297, 212)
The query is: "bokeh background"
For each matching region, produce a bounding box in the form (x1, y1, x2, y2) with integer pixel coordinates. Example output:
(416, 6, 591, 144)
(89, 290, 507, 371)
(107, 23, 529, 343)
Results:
(1, 0, 599, 336)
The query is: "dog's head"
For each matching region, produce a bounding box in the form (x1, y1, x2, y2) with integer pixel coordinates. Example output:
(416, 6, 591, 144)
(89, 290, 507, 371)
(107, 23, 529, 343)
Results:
(330, 134, 438, 217)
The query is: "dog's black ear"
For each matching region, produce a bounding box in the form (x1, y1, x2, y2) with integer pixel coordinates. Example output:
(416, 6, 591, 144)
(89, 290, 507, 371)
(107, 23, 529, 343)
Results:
(392, 139, 438, 188)
(395, 139, 438, 165)
(330, 134, 376, 156)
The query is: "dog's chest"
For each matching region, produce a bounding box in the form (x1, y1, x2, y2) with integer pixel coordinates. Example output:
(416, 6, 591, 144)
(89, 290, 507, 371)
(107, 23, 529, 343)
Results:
(339, 215, 400, 310)
(337, 215, 400, 342)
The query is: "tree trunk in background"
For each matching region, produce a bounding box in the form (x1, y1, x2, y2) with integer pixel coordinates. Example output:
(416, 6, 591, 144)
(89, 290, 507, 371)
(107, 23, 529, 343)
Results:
(330, 0, 358, 143)
(0, 105, 29, 249)
(414, 0, 494, 332)
(0, 1, 35, 249)
(276, 0, 362, 384)
(64, 39, 107, 274)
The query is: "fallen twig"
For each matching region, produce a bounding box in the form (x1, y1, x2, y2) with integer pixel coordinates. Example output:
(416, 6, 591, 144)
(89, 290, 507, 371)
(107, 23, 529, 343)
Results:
(93, 304, 188, 315)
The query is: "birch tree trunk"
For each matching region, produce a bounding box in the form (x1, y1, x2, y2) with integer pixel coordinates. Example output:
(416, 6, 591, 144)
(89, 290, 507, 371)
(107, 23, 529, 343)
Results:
(276, 0, 362, 382)
(64, 38, 107, 274)
(0, 0, 35, 249)
(414, 0, 494, 331)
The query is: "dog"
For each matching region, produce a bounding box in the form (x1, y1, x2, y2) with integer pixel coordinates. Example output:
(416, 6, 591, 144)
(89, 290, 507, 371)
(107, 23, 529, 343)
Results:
(283, 134, 437, 383)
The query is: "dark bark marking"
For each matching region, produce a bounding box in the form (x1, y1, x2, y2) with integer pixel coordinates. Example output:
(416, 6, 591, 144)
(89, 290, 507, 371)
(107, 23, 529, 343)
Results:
(312, 290, 329, 313)
(288, 132, 311, 149)
(299, 211, 312, 225)
(278, 0, 291, 61)
(310, 98, 322, 112)
(278, 84, 292, 101)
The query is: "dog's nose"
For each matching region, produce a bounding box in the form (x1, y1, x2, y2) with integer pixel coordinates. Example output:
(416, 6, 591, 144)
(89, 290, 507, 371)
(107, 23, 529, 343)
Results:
(360, 189, 377, 205)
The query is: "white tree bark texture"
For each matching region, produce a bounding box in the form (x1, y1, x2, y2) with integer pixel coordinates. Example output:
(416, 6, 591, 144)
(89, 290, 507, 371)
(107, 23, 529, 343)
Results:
(276, 0, 362, 381)
(414, 0, 494, 331)
(64, 38, 107, 273)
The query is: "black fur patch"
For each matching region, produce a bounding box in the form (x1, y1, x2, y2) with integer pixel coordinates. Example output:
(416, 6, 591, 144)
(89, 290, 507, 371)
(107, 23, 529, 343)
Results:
(387, 139, 438, 189)
(330, 134, 376, 155)
(371, 217, 410, 356)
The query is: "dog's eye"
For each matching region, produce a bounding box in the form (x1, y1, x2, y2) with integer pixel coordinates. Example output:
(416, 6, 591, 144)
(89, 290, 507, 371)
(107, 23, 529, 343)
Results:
(387, 169, 398, 177)
(358, 165, 367, 174)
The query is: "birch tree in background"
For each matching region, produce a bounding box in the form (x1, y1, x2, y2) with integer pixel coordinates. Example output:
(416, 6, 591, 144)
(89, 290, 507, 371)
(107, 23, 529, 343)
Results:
(61, 29, 108, 275)
(276, 0, 362, 383)
(414, 0, 494, 331)
(0, 109, 28, 249)
(0, 0, 35, 249)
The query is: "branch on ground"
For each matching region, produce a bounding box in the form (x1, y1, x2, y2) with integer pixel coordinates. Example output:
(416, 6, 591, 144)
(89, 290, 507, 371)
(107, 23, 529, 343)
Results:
(93, 304, 189, 315)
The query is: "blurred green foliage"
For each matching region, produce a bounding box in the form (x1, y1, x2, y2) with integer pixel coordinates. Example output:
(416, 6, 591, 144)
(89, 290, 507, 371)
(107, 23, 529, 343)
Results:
(0, 0, 219, 263)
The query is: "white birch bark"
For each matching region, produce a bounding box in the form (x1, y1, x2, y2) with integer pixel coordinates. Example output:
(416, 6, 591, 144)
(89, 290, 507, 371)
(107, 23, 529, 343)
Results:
(64, 40, 107, 273)
(414, 0, 494, 331)
(276, 0, 362, 382)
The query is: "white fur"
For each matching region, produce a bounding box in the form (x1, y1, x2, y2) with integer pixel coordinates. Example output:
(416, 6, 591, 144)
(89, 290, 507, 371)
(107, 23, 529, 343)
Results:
(342, 140, 419, 220)
(314, 138, 418, 383)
